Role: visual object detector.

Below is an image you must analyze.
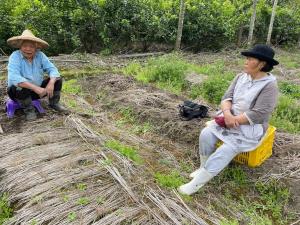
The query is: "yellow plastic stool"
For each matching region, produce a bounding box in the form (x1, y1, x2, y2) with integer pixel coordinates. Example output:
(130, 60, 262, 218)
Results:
(210, 122, 276, 167)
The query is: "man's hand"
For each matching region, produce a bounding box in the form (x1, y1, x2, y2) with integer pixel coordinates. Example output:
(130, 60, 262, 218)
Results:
(35, 86, 47, 98)
(45, 80, 55, 98)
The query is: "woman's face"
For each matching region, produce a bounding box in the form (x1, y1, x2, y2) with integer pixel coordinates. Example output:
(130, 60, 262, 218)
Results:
(243, 57, 265, 75)
(20, 41, 37, 60)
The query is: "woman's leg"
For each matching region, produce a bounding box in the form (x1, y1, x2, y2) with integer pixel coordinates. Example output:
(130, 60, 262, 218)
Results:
(199, 127, 219, 156)
(204, 143, 239, 176)
(179, 143, 240, 195)
(190, 127, 219, 178)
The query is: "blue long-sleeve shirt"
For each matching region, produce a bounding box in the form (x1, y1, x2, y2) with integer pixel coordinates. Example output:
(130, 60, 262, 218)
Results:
(7, 50, 60, 87)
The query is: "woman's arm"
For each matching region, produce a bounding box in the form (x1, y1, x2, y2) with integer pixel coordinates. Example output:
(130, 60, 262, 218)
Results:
(244, 81, 279, 124)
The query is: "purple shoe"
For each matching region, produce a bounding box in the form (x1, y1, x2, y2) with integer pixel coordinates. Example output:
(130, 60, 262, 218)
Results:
(6, 99, 45, 118)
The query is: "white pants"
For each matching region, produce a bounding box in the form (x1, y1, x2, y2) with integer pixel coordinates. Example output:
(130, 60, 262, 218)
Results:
(199, 127, 240, 176)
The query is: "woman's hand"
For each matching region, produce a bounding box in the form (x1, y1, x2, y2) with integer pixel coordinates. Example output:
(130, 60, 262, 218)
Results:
(223, 111, 239, 128)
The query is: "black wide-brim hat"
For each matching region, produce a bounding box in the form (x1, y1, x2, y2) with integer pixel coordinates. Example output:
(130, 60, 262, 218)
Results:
(241, 44, 279, 66)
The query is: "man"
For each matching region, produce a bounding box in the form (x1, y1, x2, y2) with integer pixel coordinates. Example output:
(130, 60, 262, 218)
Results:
(7, 29, 67, 120)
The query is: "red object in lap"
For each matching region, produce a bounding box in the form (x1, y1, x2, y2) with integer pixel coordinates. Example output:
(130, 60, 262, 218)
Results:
(215, 116, 226, 128)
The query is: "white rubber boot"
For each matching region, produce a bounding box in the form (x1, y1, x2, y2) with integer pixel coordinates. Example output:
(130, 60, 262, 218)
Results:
(178, 168, 213, 195)
(189, 155, 209, 178)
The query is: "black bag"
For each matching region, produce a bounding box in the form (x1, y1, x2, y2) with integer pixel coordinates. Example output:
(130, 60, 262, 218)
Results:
(179, 100, 209, 121)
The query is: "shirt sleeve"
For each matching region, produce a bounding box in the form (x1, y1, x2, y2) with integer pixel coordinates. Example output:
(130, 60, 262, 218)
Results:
(40, 52, 60, 78)
(244, 81, 279, 125)
(221, 73, 242, 102)
(8, 52, 28, 86)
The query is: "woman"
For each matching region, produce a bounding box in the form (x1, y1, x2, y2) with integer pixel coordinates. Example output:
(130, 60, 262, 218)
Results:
(7, 30, 67, 121)
(179, 44, 279, 195)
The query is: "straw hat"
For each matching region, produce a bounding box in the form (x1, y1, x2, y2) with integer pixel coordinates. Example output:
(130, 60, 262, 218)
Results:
(7, 30, 49, 49)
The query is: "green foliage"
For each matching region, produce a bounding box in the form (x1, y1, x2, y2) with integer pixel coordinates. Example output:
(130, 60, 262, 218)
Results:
(190, 62, 234, 104)
(0, 0, 299, 54)
(134, 54, 189, 94)
(0, 193, 13, 224)
(116, 107, 153, 135)
(68, 212, 77, 222)
(105, 140, 143, 164)
(76, 197, 89, 206)
(76, 183, 87, 191)
(62, 79, 81, 95)
(219, 219, 239, 225)
(215, 166, 248, 187)
(255, 179, 290, 222)
(270, 95, 300, 133)
(220, 178, 292, 225)
(154, 170, 187, 189)
(279, 81, 300, 99)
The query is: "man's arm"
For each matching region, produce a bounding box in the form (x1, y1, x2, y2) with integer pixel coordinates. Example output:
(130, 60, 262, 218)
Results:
(18, 81, 46, 97)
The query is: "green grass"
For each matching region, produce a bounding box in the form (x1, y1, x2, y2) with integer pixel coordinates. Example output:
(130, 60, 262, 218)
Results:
(124, 55, 234, 104)
(76, 183, 87, 191)
(68, 212, 77, 222)
(277, 54, 300, 69)
(215, 166, 248, 187)
(76, 197, 89, 206)
(62, 79, 81, 95)
(190, 71, 234, 104)
(279, 81, 300, 100)
(270, 95, 300, 133)
(154, 170, 187, 189)
(116, 107, 153, 135)
(104, 140, 143, 164)
(0, 193, 13, 224)
(215, 173, 293, 224)
(255, 179, 290, 222)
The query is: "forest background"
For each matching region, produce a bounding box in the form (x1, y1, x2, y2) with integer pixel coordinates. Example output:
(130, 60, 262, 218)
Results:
(0, 0, 299, 55)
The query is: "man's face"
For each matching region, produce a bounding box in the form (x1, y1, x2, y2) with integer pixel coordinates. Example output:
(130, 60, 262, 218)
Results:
(20, 41, 37, 60)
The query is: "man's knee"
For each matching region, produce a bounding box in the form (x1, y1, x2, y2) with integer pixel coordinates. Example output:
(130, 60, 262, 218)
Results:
(54, 78, 63, 91)
(7, 86, 31, 100)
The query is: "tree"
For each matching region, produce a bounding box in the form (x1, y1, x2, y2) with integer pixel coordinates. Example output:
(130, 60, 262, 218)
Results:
(266, 0, 278, 45)
(175, 0, 185, 50)
(248, 0, 258, 46)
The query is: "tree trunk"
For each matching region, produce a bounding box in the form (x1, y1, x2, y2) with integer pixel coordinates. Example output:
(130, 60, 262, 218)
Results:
(237, 25, 244, 47)
(248, 0, 258, 47)
(266, 0, 278, 45)
(175, 0, 186, 51)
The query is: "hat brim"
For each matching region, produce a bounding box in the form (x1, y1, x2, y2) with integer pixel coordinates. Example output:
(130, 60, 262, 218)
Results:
(241, 51, 279, 66)
(7, 36, 49, 49)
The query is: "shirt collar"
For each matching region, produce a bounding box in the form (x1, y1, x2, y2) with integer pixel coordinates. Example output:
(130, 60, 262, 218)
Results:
(245, 72, 275, 82)
(19, 49, 39, 61)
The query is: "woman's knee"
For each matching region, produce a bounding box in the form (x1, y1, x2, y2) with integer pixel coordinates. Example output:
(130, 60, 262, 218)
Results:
(199, 127, 215, 143)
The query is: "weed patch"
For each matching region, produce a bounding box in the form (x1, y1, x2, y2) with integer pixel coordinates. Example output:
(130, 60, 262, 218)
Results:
(62, 79, 81, 95)
(279, 81, 300, 100)
(154, 170, 187, 189)
(0, 193, 13, 224)
(255, 179, 291, 222)
(270, 95, 300, 133)
(124, 55, 235, 104)
(116, 107, 153, 135)
(105, 140, 143, 164)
